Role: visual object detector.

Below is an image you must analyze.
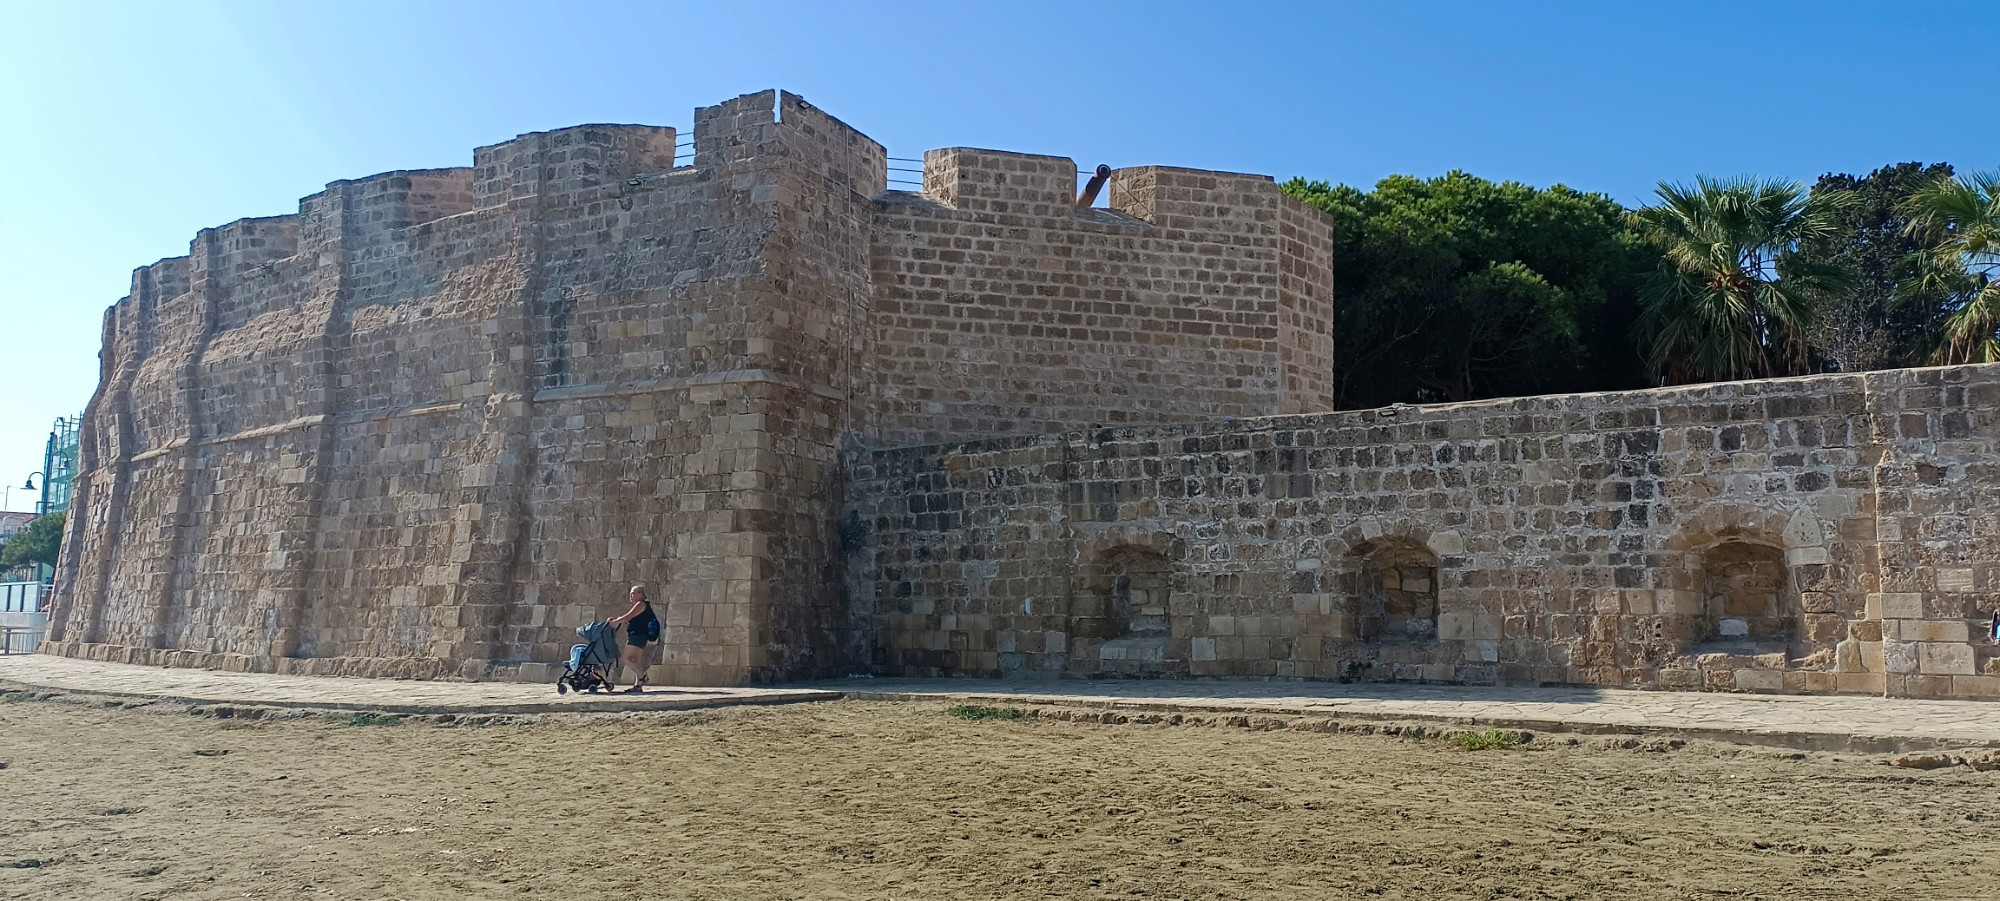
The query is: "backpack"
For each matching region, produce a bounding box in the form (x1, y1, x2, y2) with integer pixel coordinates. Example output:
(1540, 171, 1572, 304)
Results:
(639, 605, 661, 642)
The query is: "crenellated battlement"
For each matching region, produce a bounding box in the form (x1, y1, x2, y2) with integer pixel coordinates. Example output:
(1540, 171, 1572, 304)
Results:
(53, 88, 1336, 688)
(471, 125, 676, 210)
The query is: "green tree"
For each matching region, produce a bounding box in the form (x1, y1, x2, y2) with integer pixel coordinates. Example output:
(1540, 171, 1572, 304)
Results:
(1792, 162, 1956, 372)
(1902, 168, 2000, 364)
(1283, 172, 1653, 408)
(0, 511, 64, 572)
(1632, 176, 1850, 384)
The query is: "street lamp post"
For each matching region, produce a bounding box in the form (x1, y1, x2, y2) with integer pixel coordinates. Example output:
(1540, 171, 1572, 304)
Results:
(24, 472, 45, 516)
(21, 472, 47, 585)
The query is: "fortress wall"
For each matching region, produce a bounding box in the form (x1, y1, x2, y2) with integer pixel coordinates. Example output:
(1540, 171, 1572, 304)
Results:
(498, 93, 825, 684)
(744, 93, 888, 675)
(851, 364, 2000, 699)
(50, 89, 1336, 685)
(865, 156, 1334, 447)
(62, 262, 179, 649)
(1277, 193, 1335, 414)
(500, 93, 886, 682)
(49, 93, 817, 679)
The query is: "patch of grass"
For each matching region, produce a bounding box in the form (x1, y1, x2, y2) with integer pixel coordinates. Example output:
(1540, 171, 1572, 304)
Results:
(340, 712, 403, 727)
(1448, 728, 1526, 751)
(946, 704, 1031, 722)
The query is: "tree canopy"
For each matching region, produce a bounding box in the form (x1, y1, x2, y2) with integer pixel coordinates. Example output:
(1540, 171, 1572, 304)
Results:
(1631, 176, 1851, 385)
(1791, 162, 1956, 372)
(1, 511, 64, 573)
(1283, 171, 1655, 408)
(1901, 168, 2000, 364)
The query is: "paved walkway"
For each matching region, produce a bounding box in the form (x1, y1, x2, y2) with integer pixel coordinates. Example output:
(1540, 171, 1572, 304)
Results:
(820, 677, 2000, 754)
(8, 654, 2000, 752)
(0, 654, 836, 715)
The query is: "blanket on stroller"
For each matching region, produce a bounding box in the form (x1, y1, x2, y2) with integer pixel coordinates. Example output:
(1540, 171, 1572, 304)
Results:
(569, 620, 619, 671)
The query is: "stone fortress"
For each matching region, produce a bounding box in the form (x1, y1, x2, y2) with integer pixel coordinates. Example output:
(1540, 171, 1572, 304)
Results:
(45, 89, 2000, 700)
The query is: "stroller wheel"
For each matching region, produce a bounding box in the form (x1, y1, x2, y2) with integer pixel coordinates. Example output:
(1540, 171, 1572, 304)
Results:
(556, 682, 569, 695)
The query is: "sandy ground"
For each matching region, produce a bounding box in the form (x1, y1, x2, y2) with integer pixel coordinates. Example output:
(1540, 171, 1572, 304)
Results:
(2, 694, 1998, 900)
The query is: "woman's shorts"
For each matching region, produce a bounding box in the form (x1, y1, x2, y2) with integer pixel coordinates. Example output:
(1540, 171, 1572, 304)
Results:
(626, 631, 653, 649)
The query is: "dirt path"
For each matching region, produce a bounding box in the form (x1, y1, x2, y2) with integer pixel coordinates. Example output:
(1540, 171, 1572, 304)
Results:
(2, 695, 1996, 900)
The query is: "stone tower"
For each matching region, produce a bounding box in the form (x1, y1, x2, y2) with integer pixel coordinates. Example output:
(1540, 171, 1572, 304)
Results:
(46, 89, 1337, 685)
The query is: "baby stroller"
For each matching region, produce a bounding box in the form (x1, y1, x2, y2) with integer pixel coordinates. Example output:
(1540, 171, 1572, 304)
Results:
(557, 620, 620, 694)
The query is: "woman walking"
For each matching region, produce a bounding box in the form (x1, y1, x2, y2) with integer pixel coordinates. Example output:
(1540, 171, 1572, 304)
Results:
(608, 584, 661, 693)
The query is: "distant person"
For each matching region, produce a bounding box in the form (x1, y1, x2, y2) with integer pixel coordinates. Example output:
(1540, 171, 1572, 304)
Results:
(608, 584, 662, 693)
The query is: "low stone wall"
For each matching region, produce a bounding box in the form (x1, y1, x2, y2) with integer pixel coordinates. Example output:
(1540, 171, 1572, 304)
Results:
(848, 364, 2000, 699)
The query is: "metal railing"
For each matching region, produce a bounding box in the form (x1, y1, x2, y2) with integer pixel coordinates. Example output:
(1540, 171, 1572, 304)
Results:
(887, 157, 924, 191)
(659, 135, 921, 192)
(1, 626, 42, 655)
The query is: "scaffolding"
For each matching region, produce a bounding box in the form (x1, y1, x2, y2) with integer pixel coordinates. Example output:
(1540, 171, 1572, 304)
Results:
(41, 415, 78, 515)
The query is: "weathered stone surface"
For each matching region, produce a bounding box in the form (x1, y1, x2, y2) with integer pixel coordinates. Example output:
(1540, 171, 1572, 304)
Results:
(47, 90, 1335, 687)
(44, 88, 2000, 700)
(850, 364, 2000, 699)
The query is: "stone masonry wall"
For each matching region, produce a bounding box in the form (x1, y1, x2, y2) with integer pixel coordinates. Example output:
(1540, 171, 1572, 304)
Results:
(850, 364, 2000, 700)
(49, 89, 1333, 686)
(54, 92, 844, 683)
(866, 155, 1333, 447)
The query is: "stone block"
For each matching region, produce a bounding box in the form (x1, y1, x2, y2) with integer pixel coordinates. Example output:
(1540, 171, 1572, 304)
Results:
(1733, 669, 1783, 692)
(1950, 675, 2000, 698)
(1920, 642, 1975, 675)
(1905, 619, 1969, 644)
(1658, 668, 1700, 689)
(1785, 546, 1829, 566)
(1883, 640, 1919, 675)
(1937, 568, 1975, 593)
(1663, 590, 1703, 615)
(1782, 511, 1825, 547)
(1835, 672, 1886, 695)
(1868, 593, 1925, 620)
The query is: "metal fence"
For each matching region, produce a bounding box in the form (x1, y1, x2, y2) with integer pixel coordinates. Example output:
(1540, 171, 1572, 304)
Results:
(0, 626, 39, 655)
(887, 157, 924, 191)
(0, 581, 44, 654)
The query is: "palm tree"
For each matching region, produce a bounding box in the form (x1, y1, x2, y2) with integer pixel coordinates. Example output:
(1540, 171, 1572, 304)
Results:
(1632, 176, 1850, 384)
(1901, 169, 2000, 365)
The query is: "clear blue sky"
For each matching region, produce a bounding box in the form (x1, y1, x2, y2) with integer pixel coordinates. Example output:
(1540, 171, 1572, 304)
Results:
(1, 0, 1992, 511)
